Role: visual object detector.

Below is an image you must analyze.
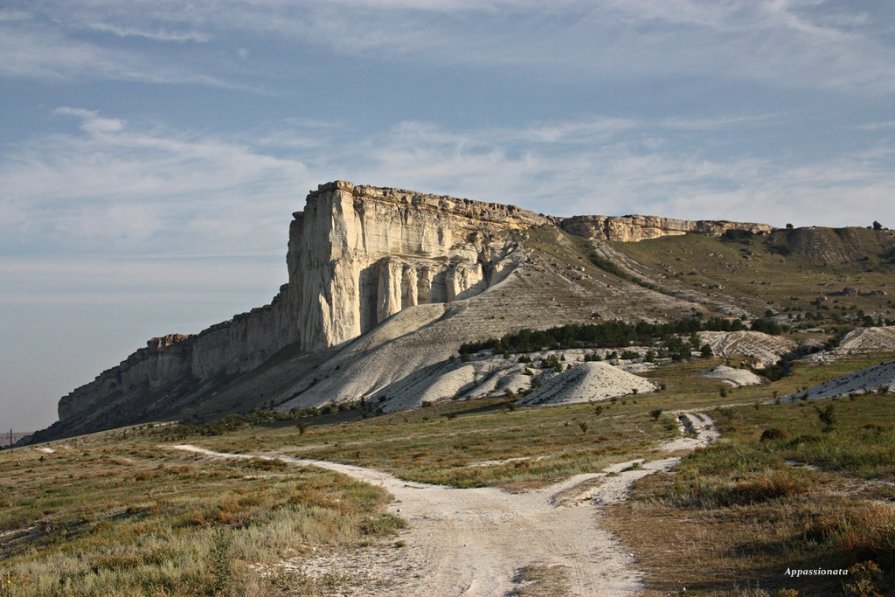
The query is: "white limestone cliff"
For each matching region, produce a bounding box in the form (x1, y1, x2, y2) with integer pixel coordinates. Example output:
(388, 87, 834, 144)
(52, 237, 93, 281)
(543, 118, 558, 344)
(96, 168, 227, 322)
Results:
(290, 181, 547, 350)
(47, 180, 775, 440)
(561, 214, 772, 242)
(55, 181, 546, 428)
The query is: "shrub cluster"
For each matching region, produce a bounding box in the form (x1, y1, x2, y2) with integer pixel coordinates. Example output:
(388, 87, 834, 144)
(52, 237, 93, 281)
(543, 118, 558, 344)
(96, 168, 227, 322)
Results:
(458, 316, 766, 356)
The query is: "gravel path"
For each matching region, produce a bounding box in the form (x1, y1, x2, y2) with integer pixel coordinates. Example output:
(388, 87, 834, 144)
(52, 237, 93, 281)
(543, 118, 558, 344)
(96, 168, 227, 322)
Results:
(173, 412, 717, 596)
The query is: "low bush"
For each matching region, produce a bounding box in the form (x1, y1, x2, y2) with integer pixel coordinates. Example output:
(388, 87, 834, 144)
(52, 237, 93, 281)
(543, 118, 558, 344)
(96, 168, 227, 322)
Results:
(760, 428, 788, 442)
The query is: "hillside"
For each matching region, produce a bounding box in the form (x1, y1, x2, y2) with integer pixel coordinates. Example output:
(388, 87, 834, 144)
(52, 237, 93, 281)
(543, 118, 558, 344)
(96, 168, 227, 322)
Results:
(28, 181, 895, 443)
(5, 352, 892, 596)
(9, 180, 895, 595)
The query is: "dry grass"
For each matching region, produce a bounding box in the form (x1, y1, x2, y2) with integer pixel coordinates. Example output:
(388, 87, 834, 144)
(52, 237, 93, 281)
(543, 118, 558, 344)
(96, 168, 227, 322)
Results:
(5, 355, 893, 595)
(170, 396, 679, 490)
(508, 564, 572, 596)
(0, 439, 399, 596)
(607, 475, 894, 595)
(604, 391, 895, 595)
(615, 230, 895, 329)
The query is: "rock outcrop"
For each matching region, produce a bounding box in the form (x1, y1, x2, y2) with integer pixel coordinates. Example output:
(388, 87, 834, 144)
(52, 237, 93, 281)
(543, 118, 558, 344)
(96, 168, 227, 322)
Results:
(561, 215, 771, 242)
(39, 180, 780, 441)
(698, 331, 796, 369)
(291, 181, 547, 350)
(57, 290, 296, 426)
(50, 182, 548, 435)
(805, 326, 895, 363)
(517, 362, 658, 406)
(785, 361, 895, 402)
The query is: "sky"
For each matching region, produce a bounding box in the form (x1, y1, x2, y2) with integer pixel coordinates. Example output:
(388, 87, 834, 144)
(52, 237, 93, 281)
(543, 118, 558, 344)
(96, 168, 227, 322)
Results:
(2, 0, 895, 431)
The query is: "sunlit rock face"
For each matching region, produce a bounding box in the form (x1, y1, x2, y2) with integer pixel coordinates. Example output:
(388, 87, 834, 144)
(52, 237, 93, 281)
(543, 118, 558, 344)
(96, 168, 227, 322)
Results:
(290, 181, 547, 350)
(49, 179, 779, 441)
(57, 181, 546, 426)
(561, 214, 771, 242)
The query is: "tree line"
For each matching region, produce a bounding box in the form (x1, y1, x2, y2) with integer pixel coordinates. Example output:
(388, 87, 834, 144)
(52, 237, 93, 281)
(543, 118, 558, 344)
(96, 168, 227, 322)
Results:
(459, 316, 783, 356)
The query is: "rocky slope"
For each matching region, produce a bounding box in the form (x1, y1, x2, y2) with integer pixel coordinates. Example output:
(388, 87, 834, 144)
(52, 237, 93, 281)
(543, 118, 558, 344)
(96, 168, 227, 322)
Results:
(32, 180, 796, 442)
(38, 182, 550, 440)
(517, 362, 658, 406)
(785, 361, 895, 401)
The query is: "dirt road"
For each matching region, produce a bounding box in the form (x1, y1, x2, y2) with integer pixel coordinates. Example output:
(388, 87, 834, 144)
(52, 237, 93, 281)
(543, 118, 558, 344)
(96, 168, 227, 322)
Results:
(174, 412, 717, 596)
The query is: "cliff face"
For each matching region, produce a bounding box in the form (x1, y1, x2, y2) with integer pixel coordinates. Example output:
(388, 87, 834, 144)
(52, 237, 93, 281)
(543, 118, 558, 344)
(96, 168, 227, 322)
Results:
(291, 181, 547, 350)
(561, 215, 772, 242)
(44, 180, 777, 440)
(53, 181, 547, 432)
(56, 289, 295, 425)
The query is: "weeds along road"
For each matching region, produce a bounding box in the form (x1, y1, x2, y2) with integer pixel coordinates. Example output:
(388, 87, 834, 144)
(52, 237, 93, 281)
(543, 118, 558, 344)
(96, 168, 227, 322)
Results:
(173, 411, 717, 596)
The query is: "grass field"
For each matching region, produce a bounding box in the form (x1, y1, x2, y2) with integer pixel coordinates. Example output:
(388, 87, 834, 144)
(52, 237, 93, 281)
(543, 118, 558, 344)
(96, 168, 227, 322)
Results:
(2, 354, 892, 595)
(158, 394, 679, 491)
(0, 438, 403, 596)
(615, 231, 895, 330)
(605, 388, 895, 596)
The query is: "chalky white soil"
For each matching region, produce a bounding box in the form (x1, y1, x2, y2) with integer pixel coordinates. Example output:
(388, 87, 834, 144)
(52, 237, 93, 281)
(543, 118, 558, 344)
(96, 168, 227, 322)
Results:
(518, 361, 658, 406)
(785, 360, 895, 402)
(703, 364, 764, 387)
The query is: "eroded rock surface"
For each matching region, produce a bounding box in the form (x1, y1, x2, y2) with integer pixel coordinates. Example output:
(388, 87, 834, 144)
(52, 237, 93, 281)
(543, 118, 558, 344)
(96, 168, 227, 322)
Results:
(38, 181, 776, 441)
(292, 181, 546, 350)
(562, 215, 771, 242)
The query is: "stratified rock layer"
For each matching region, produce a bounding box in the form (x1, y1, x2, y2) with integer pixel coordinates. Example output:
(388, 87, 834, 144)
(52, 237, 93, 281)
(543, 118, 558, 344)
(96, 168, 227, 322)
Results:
(562, 215, 771, 242)
(291, 181, 547, 350)
(44, 180, 778, 440)
(55, 182, 547, 431)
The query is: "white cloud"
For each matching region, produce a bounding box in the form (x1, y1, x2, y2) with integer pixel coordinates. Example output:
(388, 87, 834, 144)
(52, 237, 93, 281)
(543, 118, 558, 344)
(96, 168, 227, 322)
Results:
(0, 9, 31, 21)
(0, 18, 251, 88)
(5, 106, 893, 271)
(854, 120, 895, 131)
(80, 21, 210, 42)
(53, 107, 125, 133)
(332, 118, 895, 228)
(1, 108, 311, 255)
(6, 0, 894, 95)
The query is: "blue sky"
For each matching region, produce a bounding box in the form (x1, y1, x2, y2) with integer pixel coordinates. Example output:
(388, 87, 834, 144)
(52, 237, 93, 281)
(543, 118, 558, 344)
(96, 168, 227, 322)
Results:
(2, 0, 895, 431)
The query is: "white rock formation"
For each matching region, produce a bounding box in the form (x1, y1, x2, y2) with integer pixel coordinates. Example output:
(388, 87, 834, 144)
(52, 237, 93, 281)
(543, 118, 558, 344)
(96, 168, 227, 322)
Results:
(703, 365, 763, 387)
(44, 180, 775, 440)
(698, 330, 796, 369)
(56, 182, 546, 428)
(561, 215, 771, 242)
(291, 181, 546, 350)
(831, 326, 895, 356)
(784, 361, 895, 402)
(517, 362, 658, 406)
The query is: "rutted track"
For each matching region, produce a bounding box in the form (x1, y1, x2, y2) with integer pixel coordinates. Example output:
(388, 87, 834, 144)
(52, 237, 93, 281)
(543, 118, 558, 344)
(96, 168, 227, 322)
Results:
(173, 412, 717, 596)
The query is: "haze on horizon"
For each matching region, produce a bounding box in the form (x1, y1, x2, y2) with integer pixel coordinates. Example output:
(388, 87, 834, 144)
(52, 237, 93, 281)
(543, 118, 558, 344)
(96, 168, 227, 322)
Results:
(2, 0, 894, 431)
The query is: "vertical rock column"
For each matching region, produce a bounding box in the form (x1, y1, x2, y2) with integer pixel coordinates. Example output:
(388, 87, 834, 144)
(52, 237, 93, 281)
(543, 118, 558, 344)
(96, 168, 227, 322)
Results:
(401, 265, 418, 309)
(377, 259, 405, 322)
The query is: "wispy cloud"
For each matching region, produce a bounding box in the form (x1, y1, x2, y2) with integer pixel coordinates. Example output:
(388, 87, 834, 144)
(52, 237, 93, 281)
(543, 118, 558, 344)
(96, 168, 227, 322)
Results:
(5, 106, 893, 271)
(0, 9, 31, 21)
(0, 20, 233, 85)
(854, 120, 895, 131)
(334, 117, 895, 228)
(80, 21, 210, 43)
(1, 108, 311, 256)
(6, 1, 894, 95)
